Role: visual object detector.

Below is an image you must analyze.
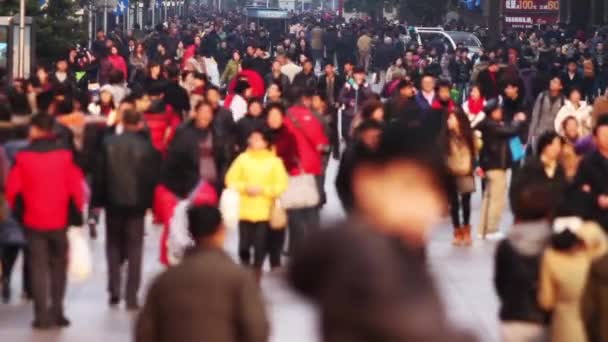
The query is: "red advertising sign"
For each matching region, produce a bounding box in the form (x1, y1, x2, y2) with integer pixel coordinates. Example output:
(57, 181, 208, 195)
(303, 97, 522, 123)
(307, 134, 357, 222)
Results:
(504, 0, 560, 28)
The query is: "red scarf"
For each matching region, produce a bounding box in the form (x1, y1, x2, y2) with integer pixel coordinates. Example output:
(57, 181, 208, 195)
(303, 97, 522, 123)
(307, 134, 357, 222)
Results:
(468, 97, 485, 115)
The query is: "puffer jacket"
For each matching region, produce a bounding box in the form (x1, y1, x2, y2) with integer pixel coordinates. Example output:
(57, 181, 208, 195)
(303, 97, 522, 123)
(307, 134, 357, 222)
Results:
(143, 100, 181, 155)
(453, 58, 472, 83)
(478, 118, 523, 170)
(554, 100, 592, 136)
(225, 149, 288, 223)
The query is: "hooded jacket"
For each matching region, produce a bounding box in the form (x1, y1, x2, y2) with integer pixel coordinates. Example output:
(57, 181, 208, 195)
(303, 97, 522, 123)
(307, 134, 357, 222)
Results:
(494, 220, 552, 324)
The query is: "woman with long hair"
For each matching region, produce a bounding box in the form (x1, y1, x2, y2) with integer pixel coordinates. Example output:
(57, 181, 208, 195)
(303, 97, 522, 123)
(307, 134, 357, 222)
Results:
(129, 42, 148, 84)
(445, 108, 476, 245)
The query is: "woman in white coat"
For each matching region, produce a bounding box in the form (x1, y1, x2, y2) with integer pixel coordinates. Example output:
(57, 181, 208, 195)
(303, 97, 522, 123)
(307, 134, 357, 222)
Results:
(554, 88, 592, 137)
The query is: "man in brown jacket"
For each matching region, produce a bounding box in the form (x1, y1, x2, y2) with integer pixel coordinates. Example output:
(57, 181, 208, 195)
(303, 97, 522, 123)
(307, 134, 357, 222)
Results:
(135, 205, 269, 342)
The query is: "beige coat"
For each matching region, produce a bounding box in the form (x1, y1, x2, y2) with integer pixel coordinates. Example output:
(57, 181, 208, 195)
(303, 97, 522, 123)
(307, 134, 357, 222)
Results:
(539, 222, 608, 342)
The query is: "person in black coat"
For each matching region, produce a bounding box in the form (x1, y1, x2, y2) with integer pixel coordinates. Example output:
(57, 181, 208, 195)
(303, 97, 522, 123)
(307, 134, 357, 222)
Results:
(235, 99, 266, 153)
(494, 172, 554, 339)
(560, 59, 583, 96)
(93, 109, 160, 309)
(336, 120, 383, 213)
(163, 64, 190, 118)
(161, 101, 230, 198)
(478, 61, 502, 100)
(292, 60, 318, 91)
(573, 115, 608, 231)
(316, 61, 345, 108)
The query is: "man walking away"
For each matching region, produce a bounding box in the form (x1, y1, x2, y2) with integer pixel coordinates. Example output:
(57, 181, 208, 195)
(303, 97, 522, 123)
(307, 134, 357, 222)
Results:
(136, 205, 269, 342)
(6, 113, 85, 329)
(93, 109, 160, 309)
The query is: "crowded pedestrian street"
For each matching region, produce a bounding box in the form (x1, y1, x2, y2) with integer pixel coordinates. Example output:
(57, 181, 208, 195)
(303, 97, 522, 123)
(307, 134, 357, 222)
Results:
(1, 1, 608, 341)
(0, 160, 504, 342)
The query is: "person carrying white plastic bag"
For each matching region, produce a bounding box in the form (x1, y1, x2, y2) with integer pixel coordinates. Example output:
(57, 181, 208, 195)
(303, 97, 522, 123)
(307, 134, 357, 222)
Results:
(67, 227, 92, 283)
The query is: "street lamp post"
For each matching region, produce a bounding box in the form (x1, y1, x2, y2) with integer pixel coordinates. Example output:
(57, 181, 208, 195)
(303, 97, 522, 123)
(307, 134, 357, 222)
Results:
(103, 0, 108, 34)
(17, 0, 25, 78)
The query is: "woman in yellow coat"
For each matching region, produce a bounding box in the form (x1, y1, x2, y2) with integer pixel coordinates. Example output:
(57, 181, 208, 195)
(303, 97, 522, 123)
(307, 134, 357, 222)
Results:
(225, 129, 288, 281)
(538, 217, 608, 342)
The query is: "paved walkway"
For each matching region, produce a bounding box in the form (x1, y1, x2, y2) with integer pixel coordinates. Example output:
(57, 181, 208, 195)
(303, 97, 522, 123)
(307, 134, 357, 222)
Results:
(0, 160, 510, 342)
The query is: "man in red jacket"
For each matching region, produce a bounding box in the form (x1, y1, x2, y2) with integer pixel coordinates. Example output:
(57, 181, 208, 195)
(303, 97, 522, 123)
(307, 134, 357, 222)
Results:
(6, 114, 85, 329)
(284, 88, 329, 252)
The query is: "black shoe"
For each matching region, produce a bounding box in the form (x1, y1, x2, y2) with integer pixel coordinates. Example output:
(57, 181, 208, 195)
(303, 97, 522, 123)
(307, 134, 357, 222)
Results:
(32, 320, 53, 330)
(109, 296, 120, 307)
(1, 279, 10, 303)
(54, 316, 71, 328)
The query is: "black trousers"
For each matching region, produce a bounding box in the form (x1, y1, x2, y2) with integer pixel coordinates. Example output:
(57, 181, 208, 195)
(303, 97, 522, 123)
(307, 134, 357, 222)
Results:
(1, 244, 31, 297)
(105, 211, 144, 305)
(266, 229, 285, 268)
(238, 221, 268, 268)
(448, 187, 472, 229)
(25, 229, 68, 323)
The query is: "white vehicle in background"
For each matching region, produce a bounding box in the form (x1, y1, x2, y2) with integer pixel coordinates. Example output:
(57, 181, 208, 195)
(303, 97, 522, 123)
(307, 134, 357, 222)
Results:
(414, 27, 483, 56)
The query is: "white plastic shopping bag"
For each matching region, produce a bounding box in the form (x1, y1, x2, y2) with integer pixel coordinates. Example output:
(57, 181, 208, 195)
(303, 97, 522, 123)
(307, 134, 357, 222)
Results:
(219, 188, 239, 230)
(167, 200, 194, 266)
(67, 227, 92, 283)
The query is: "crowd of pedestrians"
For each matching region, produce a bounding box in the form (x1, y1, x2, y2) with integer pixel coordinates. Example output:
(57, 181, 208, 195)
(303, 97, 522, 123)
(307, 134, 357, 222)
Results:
(0, 5, 607, 341)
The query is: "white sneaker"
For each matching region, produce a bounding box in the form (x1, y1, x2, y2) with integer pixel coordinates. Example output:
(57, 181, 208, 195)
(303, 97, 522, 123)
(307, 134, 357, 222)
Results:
(482, 232, 505, 241)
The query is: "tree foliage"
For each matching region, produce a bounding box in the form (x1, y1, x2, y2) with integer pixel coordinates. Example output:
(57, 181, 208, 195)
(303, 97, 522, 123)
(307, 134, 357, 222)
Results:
(0, 0, 87, 66)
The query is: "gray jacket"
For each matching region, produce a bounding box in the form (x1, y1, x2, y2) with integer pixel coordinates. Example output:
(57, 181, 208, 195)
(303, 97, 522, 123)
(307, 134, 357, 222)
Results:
(528, 91, 565, 144)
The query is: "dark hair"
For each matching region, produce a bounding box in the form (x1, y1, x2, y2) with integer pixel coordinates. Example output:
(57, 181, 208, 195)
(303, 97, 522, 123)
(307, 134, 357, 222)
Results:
(361, 101, 384, 121)
(166, 63, 181, 79)
(594, 115, 608, 135)
(568, 87, 582, 98)
(536, 131, 561, 156)
(123, 90, 144, 104)
(234, 80, 251, 96)
(55, 99, 74, 115)
(247, 98, 264, 110)
(268, 81, 283, 94)
(551, 229, 583, 251)
(510, 175, 555, 220)
(447, 108, 475, 154)
(122, 109, 142, 126)
(206, 85, 221, 94)
(264, 102, 285, 116)
(194, 100, 212, 112)
(30, 113, 55, 132)
(354, 119, 383, 137)
(248, 128, 272, 146)
(436, 79, 452, 92)
(187, 205, 223, 240)
(108, 69, 125, 85)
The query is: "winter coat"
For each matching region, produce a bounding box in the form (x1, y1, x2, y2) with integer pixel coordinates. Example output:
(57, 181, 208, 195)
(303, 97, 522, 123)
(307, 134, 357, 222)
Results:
(106, 54, 128, 81)
(573, 151, 608, 230)
(284, 105, 329, 176)
(561, 71, 584, 95)
(6, 136, 85, 230)
(477, 69, 501, 100)
(338, 82, 375, 117)
(317, 74, 345, 106)
(539, 222, 608, 342)
(357, 34, 373, 54)
(271, 127, 299, 175)
(478, 118, 523, 170)
(143, 100, 181, 155)
(164, 81, 191, 116)
(373, 43, 395, 70)
(582, 253, 608, 342)
(554, 100, 593, 136)
(225, 149, 288, 222)
(135, 247, 269, 342)
(453, 59, 473, 83)
(292, 71, 318, 90)
(221, 60, 241, 85)
(162, 121, 229, 198)
(495, 220, 552, 324)
(528, 91, 566, 144)
(311, 27, 324, 51)
(94, 131, 160, 213)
